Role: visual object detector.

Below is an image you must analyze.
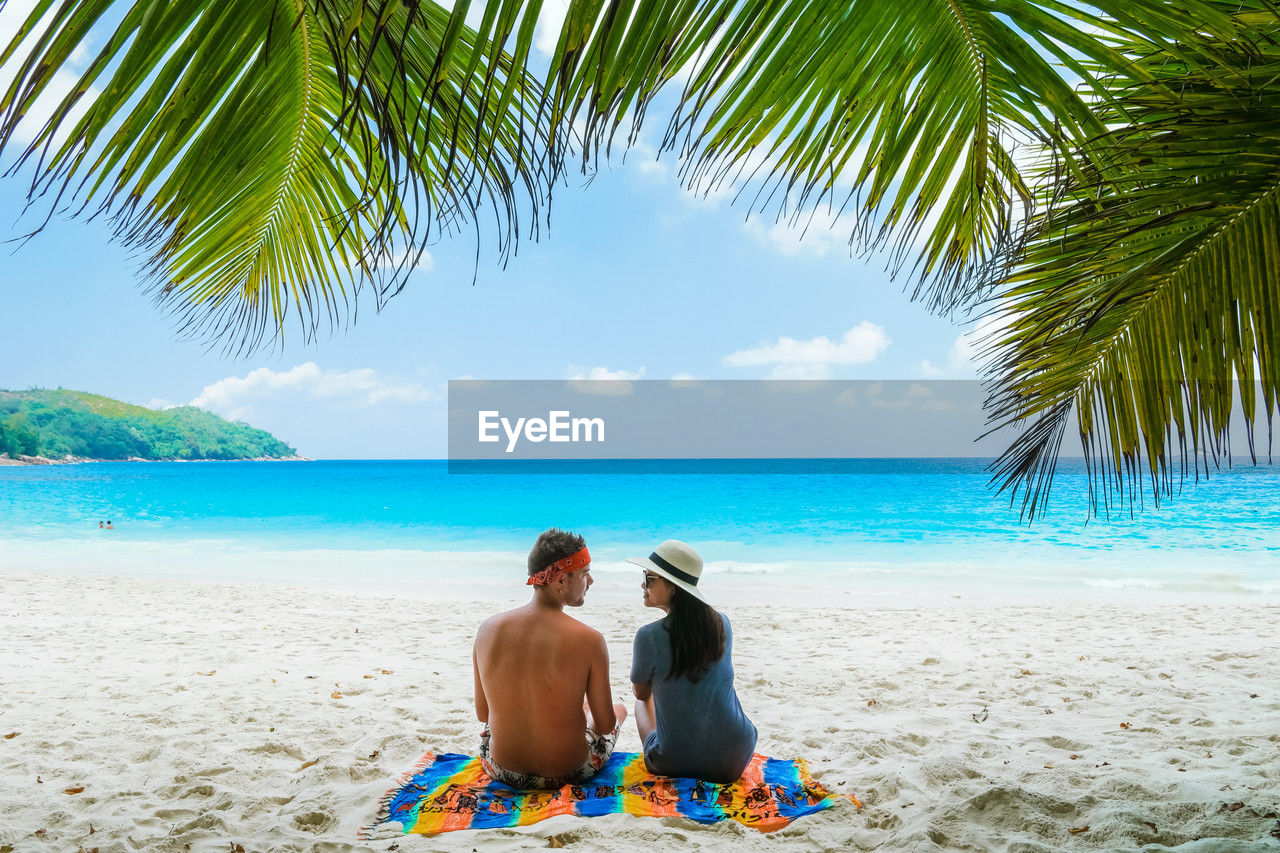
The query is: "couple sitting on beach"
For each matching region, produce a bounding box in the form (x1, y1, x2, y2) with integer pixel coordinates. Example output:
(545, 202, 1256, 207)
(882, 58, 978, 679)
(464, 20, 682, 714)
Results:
(472, 528, 757, 789)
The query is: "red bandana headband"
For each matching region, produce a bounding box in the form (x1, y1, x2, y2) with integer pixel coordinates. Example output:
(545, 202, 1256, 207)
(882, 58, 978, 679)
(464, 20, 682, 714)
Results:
(527, 546, 590, 586)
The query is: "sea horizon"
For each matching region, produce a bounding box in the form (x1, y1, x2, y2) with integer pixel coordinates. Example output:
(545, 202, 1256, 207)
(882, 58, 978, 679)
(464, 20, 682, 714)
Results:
(3, 458, 1275, 607)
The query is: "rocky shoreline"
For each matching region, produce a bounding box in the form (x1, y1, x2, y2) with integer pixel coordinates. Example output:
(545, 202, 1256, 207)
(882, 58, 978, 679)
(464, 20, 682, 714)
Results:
(0, 454, 310, 466)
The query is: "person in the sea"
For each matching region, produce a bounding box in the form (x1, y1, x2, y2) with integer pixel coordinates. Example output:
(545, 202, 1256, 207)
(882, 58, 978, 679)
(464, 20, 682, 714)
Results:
(105, 520, 114, 530)
(472, 528, 626, 788)
(629, 539, 757, 783)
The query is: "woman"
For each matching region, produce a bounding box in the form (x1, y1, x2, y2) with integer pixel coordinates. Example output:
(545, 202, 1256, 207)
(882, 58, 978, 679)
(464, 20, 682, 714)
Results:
(628, 539, 757, 783)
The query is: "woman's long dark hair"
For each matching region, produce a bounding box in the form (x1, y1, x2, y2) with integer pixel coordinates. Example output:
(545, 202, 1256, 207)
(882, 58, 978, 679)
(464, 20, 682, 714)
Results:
(663, 585, 725, 682)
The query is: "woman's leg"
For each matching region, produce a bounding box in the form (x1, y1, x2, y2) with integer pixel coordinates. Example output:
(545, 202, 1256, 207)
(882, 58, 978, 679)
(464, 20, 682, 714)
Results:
(634, 694, 657, 744)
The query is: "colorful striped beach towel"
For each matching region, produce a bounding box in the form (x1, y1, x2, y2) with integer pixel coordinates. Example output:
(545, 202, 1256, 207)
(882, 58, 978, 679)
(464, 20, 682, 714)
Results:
(360, 751, 858, 839)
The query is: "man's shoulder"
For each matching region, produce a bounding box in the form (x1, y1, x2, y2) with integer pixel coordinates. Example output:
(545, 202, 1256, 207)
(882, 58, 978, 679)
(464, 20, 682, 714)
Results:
(477, 606, 602, 642)
(474, 606, 526, 639)
(563, 613, 605, 643)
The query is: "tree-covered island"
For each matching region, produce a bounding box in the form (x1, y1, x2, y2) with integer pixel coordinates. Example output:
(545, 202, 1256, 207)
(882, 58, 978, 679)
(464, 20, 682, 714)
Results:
(0, 389, 297, 462)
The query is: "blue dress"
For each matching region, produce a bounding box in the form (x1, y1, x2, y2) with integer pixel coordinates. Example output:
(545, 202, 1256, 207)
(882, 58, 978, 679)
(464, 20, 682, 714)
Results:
(630, 611, 758, 783)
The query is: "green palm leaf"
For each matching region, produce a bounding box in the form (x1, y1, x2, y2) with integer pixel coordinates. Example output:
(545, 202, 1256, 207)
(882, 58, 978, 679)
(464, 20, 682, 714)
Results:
(0, 0, 550, 352)
(986, 9, 1280, 516)
(3, 1, 1239, 351)
(534, 0, 1239, 311)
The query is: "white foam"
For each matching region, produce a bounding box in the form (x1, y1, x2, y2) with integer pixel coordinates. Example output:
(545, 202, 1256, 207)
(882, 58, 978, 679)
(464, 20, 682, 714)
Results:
(1082, 578, 1166, 590)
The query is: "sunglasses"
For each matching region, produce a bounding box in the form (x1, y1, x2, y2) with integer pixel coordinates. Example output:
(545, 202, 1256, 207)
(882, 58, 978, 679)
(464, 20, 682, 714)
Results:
(642, 573, 663, 589)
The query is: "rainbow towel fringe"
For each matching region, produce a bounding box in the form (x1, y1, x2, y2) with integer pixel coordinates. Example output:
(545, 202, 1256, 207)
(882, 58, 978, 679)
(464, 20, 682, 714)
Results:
(359, 751, 858, 839)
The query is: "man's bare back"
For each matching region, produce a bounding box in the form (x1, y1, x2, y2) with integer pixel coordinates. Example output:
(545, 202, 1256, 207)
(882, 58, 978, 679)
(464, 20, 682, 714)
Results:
(473, 529, 626, 784)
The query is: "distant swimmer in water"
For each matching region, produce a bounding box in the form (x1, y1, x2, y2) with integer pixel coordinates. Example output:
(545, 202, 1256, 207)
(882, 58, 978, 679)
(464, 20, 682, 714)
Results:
(99, 521, 104, 529)
(105, 520, 114, 530)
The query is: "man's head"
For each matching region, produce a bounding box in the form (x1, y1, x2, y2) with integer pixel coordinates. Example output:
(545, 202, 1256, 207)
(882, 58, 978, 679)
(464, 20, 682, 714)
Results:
(527, 528, 592, 606)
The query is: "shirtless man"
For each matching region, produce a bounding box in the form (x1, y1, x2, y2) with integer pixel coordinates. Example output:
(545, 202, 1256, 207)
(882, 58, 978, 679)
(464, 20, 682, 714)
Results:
(472, 528, 627, 788)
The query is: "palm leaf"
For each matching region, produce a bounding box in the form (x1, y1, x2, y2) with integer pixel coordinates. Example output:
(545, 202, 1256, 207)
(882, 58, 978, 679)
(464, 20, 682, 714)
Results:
(533, 0, 1240, 312)
(0, 0, 1256, 370)
(985, 7, 1280, 517)
(0, 0, 550, 352)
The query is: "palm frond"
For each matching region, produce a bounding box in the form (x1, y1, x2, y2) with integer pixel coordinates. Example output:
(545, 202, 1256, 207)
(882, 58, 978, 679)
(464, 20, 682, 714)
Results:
(534, 0, 1240, 312)
(985, 8, 1280, 517)
(0, 0, 1259, 363)
(0, 0, 550, 353)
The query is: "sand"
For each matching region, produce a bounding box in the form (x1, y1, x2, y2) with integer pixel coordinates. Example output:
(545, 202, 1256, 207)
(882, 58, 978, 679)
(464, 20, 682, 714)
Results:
(1, 570, 1278, 852)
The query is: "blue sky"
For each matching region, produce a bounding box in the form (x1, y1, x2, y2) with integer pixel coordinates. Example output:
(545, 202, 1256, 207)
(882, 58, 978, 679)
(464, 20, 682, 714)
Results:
(0, 2, 992, 458)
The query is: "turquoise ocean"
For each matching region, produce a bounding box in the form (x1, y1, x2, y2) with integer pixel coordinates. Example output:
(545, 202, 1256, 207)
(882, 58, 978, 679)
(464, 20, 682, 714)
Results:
(1, 459, 1276, 605)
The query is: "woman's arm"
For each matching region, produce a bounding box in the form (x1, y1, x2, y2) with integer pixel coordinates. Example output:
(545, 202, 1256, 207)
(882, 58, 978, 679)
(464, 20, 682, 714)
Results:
(630, 627, 657, 744)
(633, 681, 656, 744)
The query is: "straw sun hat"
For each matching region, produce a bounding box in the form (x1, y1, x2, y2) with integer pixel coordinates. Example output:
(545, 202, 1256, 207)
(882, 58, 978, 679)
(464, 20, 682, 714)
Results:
(626, 539, 709, 604)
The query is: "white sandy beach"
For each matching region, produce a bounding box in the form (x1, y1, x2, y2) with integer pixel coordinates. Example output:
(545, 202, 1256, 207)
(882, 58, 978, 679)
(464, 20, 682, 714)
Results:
(1, 570, 1278, 852)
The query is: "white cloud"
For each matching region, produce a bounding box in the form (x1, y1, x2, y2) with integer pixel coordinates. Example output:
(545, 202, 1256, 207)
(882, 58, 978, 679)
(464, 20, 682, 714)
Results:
(743, 210, 860, 258)
(626, 138, 666, 178)
(566, 365, 645, 396)
(680, 146, 772, 212)
(681, 179, 735, 212)
(68, 35, 92, 66)
(146, 398, 177, 410)
(723, 322, 890, 379)
(919, 310, 1014, 377)
(953, 312, 1011, 368)
(568, 365, 646, 381)
(535, 0, 572, 56)
(189, 363, 435, 421)
(681, 141, 868, 243)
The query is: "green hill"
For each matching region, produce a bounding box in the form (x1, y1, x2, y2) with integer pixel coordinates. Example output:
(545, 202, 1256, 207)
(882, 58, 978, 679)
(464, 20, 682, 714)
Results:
(0, 388, 297, 461)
